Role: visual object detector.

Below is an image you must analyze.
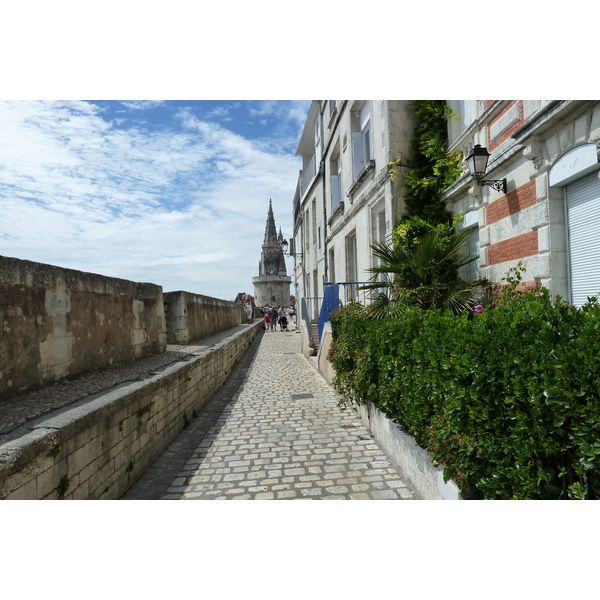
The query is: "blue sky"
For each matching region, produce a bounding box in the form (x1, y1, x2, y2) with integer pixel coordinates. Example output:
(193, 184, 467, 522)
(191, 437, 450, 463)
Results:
(0, 100, 310, 300)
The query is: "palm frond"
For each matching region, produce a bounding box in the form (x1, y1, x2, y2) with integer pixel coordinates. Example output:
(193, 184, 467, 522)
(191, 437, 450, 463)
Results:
(362, 228, 488, 318)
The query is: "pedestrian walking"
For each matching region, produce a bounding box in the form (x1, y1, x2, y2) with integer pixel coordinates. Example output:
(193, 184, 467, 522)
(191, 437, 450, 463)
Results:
(269, 306, 278, 331)
(263, 311, 271, 331)
(278, 306, 287, 331)
(245, 303, 254, 324)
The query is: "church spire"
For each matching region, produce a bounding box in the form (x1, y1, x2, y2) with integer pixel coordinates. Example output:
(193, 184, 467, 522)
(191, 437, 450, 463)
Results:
(253, 199, 292, 307)
(263, 198, 278, 245)
(258, 199, 287, 277)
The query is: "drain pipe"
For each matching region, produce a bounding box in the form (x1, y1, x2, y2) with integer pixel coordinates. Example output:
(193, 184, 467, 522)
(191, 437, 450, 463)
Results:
(319, 157, 328, 288)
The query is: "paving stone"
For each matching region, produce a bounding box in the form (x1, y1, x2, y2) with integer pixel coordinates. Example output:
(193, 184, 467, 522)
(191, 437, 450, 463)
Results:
(371, 490, 400, 500)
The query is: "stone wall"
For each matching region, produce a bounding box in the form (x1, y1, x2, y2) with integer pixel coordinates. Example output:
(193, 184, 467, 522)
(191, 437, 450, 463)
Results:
(163, 291, 244, 344)
(0, 321, 263, 499)
(356, 403, 461, 500)
(0, 256, 166, 401)
(252, 274, 292, 307)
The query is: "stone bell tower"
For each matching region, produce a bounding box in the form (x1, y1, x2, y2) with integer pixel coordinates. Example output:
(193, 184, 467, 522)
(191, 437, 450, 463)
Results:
(252, 199, 291, 307)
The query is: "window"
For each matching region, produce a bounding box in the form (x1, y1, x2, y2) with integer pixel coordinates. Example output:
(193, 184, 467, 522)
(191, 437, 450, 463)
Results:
(566, 170, 600, 306)
(448, 100, 476, 143)
(329, 248, 335, 284)
(330, 100, 336, 116)
(311, 198, 317, 245)
(352, 101, 372, 180)
(467, 227, 480, 281)
(458, 209, 480, 281)
(331, 155, 342, 212)
(371, 202, 387, 267)
(314, 118, 322, 159)
(345, 231, 358, 300)
(457, 100, 476, 134)
(304, 208, 310, 256)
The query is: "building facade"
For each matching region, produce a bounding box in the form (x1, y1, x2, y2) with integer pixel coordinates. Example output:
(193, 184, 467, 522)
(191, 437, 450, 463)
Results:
(252, 200, 291, 307)
(291, 100, 416, 339)
(442, 100, 600, 307)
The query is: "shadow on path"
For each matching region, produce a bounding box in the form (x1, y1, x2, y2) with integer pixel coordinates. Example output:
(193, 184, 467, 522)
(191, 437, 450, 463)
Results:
(122, 330, 265, 499)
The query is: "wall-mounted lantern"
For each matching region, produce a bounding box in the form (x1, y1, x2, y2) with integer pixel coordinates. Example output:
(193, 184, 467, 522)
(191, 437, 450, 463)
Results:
(466, 144, 507, 193)
(281, 239, 302, 258)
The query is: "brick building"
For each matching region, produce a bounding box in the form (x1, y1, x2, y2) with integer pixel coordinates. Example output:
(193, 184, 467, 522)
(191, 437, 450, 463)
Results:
(443, 100, 600, 306)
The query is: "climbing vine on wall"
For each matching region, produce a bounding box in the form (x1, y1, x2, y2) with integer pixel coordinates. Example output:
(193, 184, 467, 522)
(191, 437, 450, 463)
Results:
(389, 100, 463, 226)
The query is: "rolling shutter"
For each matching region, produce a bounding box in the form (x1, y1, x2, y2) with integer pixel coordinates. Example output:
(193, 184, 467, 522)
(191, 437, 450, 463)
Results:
(566, 171, 600, 306)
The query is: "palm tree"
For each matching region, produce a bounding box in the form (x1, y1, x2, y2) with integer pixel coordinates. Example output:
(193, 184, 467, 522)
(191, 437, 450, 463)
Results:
(360, 228, 488, 318)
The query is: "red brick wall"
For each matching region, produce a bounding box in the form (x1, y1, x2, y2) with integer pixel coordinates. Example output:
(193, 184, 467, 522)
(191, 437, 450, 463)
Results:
(489, 280, 541, 302)
(488, 101, 524, 151)
(486, 180, 537, 225)
(487, 231, 538, 265)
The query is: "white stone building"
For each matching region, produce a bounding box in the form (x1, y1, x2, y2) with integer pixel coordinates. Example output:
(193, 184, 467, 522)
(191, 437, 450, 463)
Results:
(442, 100, 600, 307)
(291, 100, 416, 357)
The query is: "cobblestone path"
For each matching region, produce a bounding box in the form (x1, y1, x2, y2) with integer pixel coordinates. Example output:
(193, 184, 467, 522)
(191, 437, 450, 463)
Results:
(124, 327, 418, 500)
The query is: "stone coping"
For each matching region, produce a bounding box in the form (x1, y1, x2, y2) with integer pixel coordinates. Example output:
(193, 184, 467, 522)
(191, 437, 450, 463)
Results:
(0, 323, 256, 443)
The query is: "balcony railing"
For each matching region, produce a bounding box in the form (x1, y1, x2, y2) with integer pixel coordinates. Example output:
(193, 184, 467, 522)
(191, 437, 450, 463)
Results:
(302, 296, 323, 322)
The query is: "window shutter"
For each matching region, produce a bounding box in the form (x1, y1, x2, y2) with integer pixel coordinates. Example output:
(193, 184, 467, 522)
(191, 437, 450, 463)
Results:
(566, 171, 600, 306)
(331, 174, 341, 211)
(352, 131, 364, 179)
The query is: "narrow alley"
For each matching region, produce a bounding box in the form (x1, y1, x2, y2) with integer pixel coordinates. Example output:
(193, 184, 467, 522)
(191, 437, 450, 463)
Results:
(123, 326, 418, 500)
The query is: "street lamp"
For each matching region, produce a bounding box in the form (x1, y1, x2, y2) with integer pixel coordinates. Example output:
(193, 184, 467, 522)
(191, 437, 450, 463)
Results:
(466, 144, 507, 193)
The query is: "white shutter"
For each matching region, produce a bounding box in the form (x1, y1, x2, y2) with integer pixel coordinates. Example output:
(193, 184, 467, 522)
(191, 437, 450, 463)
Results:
(566, 171, 600, 306)
(352, 131, 364, 179)
(331, 174, 341, 211)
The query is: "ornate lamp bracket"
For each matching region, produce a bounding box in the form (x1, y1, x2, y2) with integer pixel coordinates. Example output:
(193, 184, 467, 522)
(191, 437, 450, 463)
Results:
(479, 178, 507, 193)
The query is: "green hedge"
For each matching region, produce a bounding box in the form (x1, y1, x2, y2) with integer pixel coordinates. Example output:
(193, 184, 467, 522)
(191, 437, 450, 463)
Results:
(328, 292, 600, 499)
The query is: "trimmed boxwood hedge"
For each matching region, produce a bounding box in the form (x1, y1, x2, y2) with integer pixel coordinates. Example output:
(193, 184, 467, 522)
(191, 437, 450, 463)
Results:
(328, 291, 600, 499)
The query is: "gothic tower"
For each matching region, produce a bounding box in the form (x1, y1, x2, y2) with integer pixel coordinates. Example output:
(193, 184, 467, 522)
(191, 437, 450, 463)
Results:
(252, 200, 291, 307)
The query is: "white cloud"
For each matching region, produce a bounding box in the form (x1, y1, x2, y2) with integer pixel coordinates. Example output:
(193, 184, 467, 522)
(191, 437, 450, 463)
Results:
(118, 100, 165, 111)
(0, 100, 305, 300)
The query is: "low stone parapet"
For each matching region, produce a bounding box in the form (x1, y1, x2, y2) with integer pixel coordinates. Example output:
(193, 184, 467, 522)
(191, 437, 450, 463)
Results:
(163, 291, 244, 344)
(0, 321, 263, 499)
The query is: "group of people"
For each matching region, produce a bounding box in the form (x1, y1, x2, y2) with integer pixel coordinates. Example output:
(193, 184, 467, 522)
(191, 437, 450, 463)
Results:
(261, 305, 294, 332)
